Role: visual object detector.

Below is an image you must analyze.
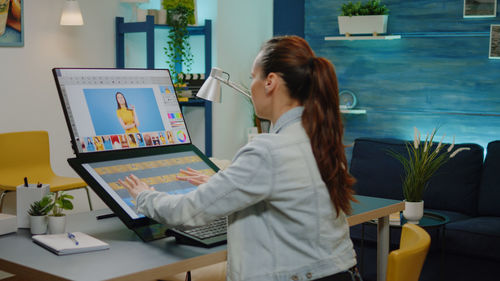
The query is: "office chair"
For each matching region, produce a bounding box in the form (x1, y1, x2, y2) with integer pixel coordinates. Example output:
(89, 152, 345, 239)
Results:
(0, 131, 92, 212)
(386, 223, 431, 281)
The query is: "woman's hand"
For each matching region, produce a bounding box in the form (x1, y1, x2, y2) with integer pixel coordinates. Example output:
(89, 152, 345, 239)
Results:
(118, 174, 155, 200)
(176, 167, 211, 186)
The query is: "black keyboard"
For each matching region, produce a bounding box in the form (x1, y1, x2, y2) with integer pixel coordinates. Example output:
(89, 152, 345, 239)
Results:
(181, 217, 227, 240)
(166, 217, 228, 247)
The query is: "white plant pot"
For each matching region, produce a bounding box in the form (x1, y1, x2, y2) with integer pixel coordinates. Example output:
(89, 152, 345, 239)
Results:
(338, 15, 388, 35)
(403, 200, 424, 224)
(48, 215, 67, 234)
(29, 215, 48, 235)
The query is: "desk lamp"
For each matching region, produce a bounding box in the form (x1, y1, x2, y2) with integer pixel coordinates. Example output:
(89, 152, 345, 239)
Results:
(196, 67, 252, 103)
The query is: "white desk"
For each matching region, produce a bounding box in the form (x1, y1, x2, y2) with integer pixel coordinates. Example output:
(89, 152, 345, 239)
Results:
(0, 209, 225, 281)
(0, 195, 403, 281)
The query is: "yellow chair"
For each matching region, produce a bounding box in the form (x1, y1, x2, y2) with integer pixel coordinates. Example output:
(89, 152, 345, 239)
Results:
(0, 131, 92, 212)
(386, 223, 431, 281)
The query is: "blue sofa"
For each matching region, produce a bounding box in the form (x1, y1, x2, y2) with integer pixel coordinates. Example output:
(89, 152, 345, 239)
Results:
(348, 138, 500, 281)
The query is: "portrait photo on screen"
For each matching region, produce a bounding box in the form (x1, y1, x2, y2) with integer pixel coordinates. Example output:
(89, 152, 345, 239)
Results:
(84, 88, 166, 135)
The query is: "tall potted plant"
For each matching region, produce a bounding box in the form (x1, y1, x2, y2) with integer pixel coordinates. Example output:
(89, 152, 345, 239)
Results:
(162, 0, 195, 88)
(389, 127, 470, 224)
(47, 191, 74, 234)
(338, 0, 389, 36)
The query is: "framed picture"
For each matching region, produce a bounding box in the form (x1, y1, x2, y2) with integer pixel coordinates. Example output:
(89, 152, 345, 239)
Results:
(489, 25, 500, 59)
(463, 0, 497, 18)
(0, 0, 23, 47)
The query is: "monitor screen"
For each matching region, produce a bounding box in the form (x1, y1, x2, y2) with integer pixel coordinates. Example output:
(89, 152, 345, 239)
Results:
(53, 68, 191, 154)
(81, 150, 216, 220)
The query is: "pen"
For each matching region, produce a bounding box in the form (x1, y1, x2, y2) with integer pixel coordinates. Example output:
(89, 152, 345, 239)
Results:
(24, 177, 28, 187)
(37, 182, 42, 188)
(67, 232, 79, 246)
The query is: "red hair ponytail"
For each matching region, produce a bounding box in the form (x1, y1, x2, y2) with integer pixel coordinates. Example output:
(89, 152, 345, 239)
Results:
(259, 36, 356, 215)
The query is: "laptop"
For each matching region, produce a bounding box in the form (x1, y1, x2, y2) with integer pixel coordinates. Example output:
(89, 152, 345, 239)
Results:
(53, 68, 227, 247)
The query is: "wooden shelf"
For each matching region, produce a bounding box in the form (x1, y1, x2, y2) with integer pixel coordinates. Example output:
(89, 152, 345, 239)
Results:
(325, 35, 401, 41)
(325, 32, 490, 41)
(115, 16, 214, 156)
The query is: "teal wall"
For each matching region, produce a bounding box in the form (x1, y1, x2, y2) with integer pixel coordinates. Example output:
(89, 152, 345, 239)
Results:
(305, 0, 500, 155)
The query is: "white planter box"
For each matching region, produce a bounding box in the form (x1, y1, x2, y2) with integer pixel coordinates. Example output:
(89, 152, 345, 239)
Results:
(338, 15, 388, 35)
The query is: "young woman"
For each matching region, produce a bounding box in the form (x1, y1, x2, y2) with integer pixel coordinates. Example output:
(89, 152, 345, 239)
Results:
(120, 36, 360, 281)
(116, 92, 140, 134)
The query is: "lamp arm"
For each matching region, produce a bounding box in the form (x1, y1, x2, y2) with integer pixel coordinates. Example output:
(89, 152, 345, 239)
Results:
(213, 76, 252, 101)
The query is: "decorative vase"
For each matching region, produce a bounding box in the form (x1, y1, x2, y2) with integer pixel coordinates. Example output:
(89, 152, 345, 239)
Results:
(29, 215, 48, 235)
(338, 15, 388, 35)
(48, 215, 66, 234)
(403, 200, 424, 224)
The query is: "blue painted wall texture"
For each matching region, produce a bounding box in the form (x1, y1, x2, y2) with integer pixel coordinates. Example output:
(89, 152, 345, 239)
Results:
(305, 0, 500, 156)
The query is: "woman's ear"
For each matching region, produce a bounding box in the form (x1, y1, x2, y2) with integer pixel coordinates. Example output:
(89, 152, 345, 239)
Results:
(265, 72, 279, 95)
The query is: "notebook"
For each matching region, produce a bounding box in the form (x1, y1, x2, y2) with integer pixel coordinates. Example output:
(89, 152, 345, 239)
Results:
(52, 68, 227, 247)
(32, 232, 109, 255)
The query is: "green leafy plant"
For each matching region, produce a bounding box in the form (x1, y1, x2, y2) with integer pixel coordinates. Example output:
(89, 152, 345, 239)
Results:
(49, 191, 74, 217)
(162, 0, 195, 87)
(388, 127, 470, 202)
(340, 0, 389, 16)
(27, 195, 52, 216)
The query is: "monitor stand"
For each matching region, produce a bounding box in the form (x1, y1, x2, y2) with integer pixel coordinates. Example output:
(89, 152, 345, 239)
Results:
(96, 213, 117, 220)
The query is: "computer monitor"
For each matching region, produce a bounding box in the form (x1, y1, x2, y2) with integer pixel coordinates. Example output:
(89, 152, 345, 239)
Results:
(53, 68, 191, 156)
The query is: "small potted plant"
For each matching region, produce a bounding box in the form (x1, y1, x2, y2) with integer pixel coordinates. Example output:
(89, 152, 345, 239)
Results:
(338, 0, 389, 36)
(27, 195, 52, 235)
(47, 192, 74, 234)
(389, 127, 470, 224)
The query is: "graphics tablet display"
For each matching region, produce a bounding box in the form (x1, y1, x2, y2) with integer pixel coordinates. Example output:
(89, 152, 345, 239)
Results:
(69, 146, 218, 229)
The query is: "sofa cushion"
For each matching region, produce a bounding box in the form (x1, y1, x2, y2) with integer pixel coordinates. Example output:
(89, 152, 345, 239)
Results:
(445, 216, 500, 261)
(478, 141, 500, 216)
(350, 138, 406, 200)
(423, 143, 483, 216)
(350, 138, 483, 216)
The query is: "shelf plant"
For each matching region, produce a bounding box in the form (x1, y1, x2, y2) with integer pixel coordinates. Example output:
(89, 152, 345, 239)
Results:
(340, 0, 389, 16)
(162, 0, 195, 88)
(338, 0, 390, 36)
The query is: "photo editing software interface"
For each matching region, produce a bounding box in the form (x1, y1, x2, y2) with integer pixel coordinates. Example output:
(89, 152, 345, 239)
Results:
(83, 150, 216, 219)
(55, 68, 191, 154)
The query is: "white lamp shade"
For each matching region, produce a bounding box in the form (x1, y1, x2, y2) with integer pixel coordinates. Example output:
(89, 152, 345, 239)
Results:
(60, 0, 84, 26)
(196, 77, 221, 103)
(196, 67, 224, 103)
